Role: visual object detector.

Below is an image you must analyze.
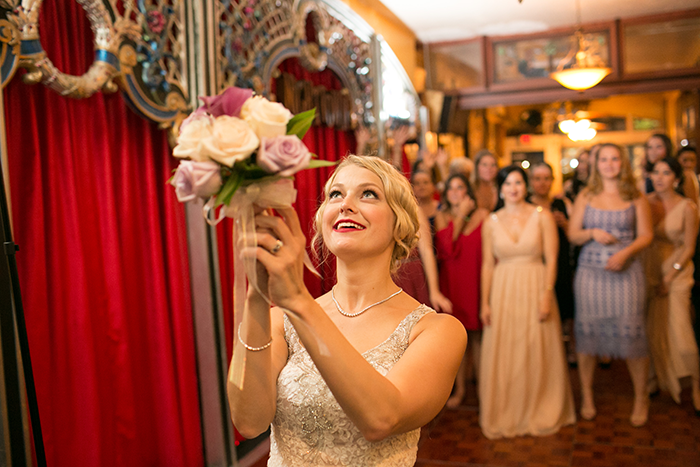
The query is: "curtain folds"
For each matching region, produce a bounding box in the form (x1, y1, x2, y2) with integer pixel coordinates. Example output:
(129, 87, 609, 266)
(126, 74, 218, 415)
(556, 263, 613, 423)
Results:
(3, 2, 202, 465)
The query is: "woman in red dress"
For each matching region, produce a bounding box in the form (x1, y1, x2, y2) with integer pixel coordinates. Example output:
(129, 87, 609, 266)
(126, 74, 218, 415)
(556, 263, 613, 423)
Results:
(435, 173, 489, 408)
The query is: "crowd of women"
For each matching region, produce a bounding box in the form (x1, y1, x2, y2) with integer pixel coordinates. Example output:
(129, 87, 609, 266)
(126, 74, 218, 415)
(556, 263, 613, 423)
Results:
(228, 137, 700, 466)
(404, 136, 700, 439)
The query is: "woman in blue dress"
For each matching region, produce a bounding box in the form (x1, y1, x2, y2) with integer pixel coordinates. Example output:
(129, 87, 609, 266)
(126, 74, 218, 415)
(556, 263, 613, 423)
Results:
(569, 143, 654, 426)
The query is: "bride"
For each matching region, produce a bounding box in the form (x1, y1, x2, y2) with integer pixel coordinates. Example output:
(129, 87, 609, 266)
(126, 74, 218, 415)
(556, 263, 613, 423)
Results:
(228, 155, 467, 466)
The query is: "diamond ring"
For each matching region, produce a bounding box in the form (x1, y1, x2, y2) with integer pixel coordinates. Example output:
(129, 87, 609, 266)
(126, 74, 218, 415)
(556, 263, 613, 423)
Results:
(270, 239, 283, 254)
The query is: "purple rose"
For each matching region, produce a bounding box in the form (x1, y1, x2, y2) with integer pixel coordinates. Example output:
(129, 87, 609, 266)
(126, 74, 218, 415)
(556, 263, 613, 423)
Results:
(199, 86, 253, 118)
(171, 160, 222, 202)
(257, 136, 312, 176)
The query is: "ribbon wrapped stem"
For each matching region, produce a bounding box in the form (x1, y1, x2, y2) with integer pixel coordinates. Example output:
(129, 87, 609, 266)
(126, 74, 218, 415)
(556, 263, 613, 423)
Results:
(206, 178, 325, 389)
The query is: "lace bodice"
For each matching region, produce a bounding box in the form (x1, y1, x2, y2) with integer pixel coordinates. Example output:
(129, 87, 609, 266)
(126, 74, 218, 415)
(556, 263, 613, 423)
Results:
(268, 305, 435, 467)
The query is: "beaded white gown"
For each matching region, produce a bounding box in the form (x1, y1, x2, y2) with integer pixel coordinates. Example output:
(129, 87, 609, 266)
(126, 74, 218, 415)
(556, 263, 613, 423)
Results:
(268, 305, 435, 467)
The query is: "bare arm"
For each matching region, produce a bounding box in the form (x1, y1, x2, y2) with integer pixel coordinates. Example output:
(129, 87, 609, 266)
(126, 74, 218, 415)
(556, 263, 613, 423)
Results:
(288, 306, 465, 441)
(354, 126, 371, 155)
(227, 292, 289, 438)
(605, 197, 654, 271)
(240, 208, 466, 442)
(480, 217, 495, 325)
(568, 191, 592, 245)
(390, 126, 410, 170)
(539, 209, 559, 321)
(435, 148, 449, 182)
(663, 201, 698, 285)
(683, 169, 699, 201)
(416, 210, 452, 313)
(434, 210, 448, 233)
(625, 197, 654, 257)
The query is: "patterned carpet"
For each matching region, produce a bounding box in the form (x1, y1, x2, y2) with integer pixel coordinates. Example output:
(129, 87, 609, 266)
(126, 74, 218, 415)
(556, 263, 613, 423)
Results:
(416, 360, 700, 467)
(244, 360, 700, 466)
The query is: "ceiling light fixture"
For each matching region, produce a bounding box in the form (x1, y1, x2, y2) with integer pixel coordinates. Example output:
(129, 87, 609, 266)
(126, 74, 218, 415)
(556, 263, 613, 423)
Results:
(558, 116, 597, 142)
(550, 0, 611, 91)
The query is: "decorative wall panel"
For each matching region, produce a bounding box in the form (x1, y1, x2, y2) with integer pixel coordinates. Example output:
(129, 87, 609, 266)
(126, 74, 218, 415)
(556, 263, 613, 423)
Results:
(215, 0, 376, 129)
(0, 0, 190, 129)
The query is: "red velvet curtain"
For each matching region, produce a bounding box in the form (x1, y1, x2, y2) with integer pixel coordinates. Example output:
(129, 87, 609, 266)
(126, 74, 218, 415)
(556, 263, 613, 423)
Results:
(217, 58, 354, 364)
(3, 2, 202, 465)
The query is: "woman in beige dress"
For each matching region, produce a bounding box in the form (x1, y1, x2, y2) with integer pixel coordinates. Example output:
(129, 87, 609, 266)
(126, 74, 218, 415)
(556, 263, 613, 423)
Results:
(646, 156, 700, 413)
(480, 165, 576, 439)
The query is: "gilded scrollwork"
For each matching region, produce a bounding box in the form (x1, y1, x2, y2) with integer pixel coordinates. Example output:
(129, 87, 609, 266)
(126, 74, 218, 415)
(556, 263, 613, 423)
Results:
(3, 0, 386, 134)
(293, 1, 330, 72)
(215, 0, 375, 131)
(1, 0, 189, 128)
(216, 0, 295, 93)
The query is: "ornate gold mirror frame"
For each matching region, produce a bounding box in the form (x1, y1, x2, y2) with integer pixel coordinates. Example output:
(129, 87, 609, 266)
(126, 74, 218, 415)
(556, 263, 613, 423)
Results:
(0, 0, 190, 130)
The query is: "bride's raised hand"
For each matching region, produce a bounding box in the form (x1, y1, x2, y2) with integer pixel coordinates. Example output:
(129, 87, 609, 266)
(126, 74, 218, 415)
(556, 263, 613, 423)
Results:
(247, 206, 313, 311)
(245, 207, 273, 302)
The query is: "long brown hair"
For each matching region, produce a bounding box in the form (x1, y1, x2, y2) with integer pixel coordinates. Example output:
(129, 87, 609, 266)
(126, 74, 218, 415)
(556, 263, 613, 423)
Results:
(470, 150, 498, 187)
(587, 143, 641, 201)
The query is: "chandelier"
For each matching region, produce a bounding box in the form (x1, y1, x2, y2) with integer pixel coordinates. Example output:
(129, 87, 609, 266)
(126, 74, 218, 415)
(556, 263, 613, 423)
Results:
(559, 118, 597, 141)
(550, 0, 611, 91)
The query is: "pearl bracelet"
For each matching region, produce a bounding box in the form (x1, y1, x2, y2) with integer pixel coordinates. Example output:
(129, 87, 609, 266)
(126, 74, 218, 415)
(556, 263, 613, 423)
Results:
(238, 325, 272, 352)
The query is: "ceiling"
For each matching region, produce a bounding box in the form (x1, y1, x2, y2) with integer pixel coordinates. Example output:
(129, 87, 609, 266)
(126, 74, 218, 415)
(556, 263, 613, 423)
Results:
(379, 0, 700, 43)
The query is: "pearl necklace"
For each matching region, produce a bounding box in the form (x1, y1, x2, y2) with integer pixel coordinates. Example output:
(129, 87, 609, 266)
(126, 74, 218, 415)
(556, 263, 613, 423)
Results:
(331, 287, 404, 318)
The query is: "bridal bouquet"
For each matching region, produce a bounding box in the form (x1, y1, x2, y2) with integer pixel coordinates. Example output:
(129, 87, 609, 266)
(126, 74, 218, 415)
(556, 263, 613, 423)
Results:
(170, 86, 334, 215)
(169, 87, 334, 389)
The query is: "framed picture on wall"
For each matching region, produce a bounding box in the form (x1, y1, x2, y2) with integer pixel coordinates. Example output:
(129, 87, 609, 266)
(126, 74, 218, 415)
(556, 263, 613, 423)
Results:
(487, 24, 616, 91)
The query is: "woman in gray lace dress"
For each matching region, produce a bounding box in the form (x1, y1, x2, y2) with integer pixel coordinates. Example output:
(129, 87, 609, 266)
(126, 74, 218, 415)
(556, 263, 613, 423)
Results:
(228, 155, 467, 466)
(569, 143, 653, 427)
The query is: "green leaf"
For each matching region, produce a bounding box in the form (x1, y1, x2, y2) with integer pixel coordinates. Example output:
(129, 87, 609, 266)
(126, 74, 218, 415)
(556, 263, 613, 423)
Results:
(305, 159, 338, 169)
(286, 108, 316, 139)
(233, 160, 269, 180)
(166, 167, 179, 184)
(216, 170, 243, 207)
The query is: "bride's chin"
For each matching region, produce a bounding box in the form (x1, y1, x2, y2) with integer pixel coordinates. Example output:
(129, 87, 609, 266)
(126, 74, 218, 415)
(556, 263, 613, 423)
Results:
(330, 244, 391, 264)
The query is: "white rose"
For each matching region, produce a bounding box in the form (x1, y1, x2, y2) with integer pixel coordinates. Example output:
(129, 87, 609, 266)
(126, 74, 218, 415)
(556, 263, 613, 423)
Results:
(173, 114, 214, 162)
(240, 96, 293, 139)
(200, 116, 259, 167)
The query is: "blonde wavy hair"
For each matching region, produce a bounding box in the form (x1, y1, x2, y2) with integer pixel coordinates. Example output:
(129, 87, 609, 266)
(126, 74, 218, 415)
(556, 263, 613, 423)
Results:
(587, 143, 641, 201)
(312, 155, 420, 273)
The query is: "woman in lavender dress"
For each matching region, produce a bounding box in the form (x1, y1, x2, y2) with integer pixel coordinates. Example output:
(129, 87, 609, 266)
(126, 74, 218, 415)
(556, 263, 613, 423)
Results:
(569, 143, 654, 427)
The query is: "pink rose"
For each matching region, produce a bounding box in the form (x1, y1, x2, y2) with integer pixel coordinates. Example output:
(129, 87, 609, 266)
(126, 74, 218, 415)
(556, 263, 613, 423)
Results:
(147, 11, 167, 34)
(257, 136, 312, 176)
(171, 160, 222, 202)
(199, 86, 253, 118)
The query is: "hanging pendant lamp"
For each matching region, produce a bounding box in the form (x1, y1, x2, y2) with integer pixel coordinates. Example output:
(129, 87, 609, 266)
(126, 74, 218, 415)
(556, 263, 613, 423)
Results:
(550, 0, 611, 91)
